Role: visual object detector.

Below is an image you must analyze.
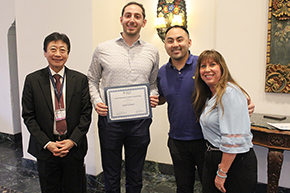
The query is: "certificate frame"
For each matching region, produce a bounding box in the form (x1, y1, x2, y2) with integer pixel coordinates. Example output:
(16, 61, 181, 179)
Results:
(104, 84, 152, 122)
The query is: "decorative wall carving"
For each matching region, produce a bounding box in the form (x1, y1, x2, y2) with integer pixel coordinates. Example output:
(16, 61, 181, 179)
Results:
(156, 0, 187, 41)
(265, 0, 290, 93)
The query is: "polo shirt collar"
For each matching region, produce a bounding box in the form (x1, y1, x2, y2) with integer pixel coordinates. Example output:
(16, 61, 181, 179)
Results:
(168, 51, 193, 68)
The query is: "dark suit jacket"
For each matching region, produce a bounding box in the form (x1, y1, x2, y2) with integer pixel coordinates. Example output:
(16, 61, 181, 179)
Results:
(22, 66, 92, 161)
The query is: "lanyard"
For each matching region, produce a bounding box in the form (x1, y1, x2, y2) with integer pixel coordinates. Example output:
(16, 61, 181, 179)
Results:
(48, 66, 66, 103)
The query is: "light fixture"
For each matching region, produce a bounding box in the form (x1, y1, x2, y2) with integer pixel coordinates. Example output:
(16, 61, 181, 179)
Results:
(155, 0, 187, 42)
(171, 15, 183, 26)
(155, 17, 167, 28)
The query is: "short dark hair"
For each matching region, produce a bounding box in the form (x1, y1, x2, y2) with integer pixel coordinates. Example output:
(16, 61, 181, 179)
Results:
(121, 1, 146, 19)
(165, 25, 190, 38)
(43, 32, 71, 54)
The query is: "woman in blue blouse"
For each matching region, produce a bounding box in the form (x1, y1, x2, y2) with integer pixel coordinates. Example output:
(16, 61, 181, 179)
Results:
(193, 50, 257, 193)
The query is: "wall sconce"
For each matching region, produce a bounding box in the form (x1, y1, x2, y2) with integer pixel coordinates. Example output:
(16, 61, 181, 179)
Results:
(155, 0, 187, 42)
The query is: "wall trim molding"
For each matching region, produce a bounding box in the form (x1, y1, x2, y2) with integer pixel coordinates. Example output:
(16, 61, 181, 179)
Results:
(0, 132, 21, 143)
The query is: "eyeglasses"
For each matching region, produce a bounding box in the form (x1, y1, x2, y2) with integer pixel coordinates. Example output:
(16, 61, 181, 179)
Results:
(49, 46, 68, 54)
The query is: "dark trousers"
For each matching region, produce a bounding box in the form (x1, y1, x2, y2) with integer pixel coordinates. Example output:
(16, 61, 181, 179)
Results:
(168, 137, 206, 193)
(202, 148, 257, 193)
(37, 152, 86, 193)
(98, 116, 152, 193)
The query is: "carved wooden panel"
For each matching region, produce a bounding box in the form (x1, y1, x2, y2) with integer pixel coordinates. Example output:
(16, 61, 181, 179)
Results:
(265, 0, 290, 93)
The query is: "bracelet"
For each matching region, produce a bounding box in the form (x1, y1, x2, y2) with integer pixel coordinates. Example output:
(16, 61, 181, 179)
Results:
(216, 169, 227, 179)
(218, 164, 227, 174)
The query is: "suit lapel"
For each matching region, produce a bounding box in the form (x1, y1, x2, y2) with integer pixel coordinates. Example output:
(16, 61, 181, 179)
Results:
(39, 67, 53, 113)
(65, 67, 76, 112)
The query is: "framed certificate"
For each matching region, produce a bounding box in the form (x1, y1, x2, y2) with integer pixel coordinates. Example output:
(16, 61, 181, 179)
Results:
(104, 84, 152, 122)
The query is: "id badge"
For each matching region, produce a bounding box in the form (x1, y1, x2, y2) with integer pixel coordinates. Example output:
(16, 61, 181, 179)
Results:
(55, 109, 66, 121)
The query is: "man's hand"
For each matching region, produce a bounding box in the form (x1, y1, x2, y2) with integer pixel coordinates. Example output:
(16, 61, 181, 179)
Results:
(47, 139, 75, 157)
(55, 139, 75, 157)
(158, 96, 166, 105)
(150, 95, 159, 108)
(47, 141, 65, 157)
(47, 141, 60, 155)
(95, 102, 108, 116)
(247, 96, 255, 117)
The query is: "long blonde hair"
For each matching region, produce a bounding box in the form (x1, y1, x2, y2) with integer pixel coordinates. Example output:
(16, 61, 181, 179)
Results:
(193, 50, 249, 119)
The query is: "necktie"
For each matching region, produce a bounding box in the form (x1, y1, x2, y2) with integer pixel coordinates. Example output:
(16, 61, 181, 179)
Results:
(53, 74, 67, 135)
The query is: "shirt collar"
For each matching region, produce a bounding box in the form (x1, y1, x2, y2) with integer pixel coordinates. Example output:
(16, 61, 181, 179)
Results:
(49, 66, 65, 78)
(117, 33, 142, 46)
(168, 51, 193, 68)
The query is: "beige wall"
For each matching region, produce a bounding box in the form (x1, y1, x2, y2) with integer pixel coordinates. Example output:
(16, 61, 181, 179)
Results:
(14, 0, 97, 174)
(91, 0, 290, 188)
(90, 0, 219, 174)
(1, 0, 288, 188)
(0, 0, 17, 135)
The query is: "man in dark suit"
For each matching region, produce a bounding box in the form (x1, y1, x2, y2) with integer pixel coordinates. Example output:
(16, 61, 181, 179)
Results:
(22, 32, 92, 193)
